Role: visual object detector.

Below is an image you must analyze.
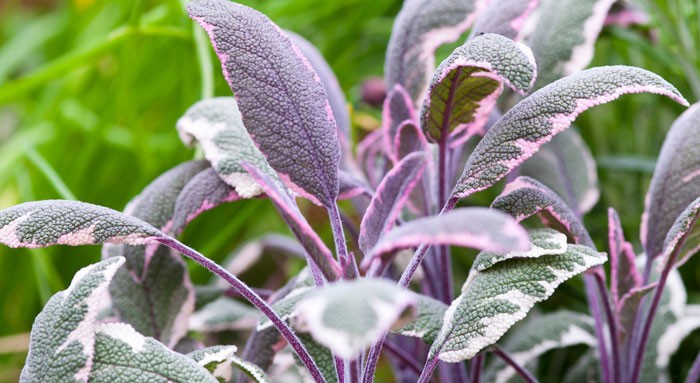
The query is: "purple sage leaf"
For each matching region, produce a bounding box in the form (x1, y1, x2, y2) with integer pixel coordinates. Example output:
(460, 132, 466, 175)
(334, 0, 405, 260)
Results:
(382, 84, 417, 161)
(188, 0, 341, 208)
(394, 120, 428, 160)
(470, 0, 539, 41)
(617, 282, 657, 341)
(359, 152, 428, 254)
(608, 208, 641, 307)
(454, 66, 688, 200)
(661, 196, 700, 268)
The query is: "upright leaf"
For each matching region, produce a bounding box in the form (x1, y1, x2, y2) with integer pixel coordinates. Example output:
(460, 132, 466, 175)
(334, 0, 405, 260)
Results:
(430, 245, 606, 362)
(453, 66, 688, 200)
(422, 33, 536, 143)
(385, 0, 485, 102)
(470, 0, 539, 41)
(382, 84, 417, 161)
(608, 208, 641, 306)
(394, 121, 428, 160)
(661, 196, 700, 268)
(359, 152, 427, 253)
(642, 103, 700, 259)
(188, 0, 341, 207)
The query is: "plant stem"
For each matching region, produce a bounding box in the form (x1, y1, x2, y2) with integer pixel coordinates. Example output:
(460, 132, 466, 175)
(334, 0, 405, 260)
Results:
(417, 356, 440, 383)
(593, 271, 621, 383)
(335, 357, 345, 383)
(349, 358, 359, 383)
(583, 272, 611, 383)
(328, 204, 350, 263)
(685, 349, 700, 383)
(492, 347, 539, 383)
(469, 354, 484, 383)
(155, 237, 326, 383)
(383, 339, 424, 377)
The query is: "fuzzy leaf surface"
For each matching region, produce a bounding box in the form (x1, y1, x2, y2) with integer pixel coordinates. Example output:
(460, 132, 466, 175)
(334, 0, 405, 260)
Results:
(470, 0, 539, 40)
(661, 196, 700, 268)
(473, 228, 568, 271)
(382, 84, 417, 161)
(392, 294, 447, 345)
(188, 345, 271, 383)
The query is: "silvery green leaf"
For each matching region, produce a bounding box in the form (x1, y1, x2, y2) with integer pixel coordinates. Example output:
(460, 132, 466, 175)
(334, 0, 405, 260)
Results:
(454, 66, 688, 200)
(189, 297, 259, 333)
(257, 286, 313, 331)
(430, 245, 606, 362)
(392, 294, 447, 345)
(188, 345, 271, 383)
(294, 334, 338, 383)
(177, 97, 275, 199)
(520, 128, 599, 215)
(293, 278, 417, 359)
(470, 0, 539, 40)
(643, 103, 700, 260)
(473, 228, 568, 271)
(485, 310, 595, 383)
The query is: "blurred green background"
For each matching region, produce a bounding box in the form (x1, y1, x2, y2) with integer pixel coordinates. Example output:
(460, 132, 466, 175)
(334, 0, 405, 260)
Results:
(0, 0, 698, 381)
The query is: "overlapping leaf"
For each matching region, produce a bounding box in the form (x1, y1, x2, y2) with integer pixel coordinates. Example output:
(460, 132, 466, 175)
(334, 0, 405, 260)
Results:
(470, 0, 539, 41)
(392, 294, 447, 345)
(188, 345, 271, 383)
(189, 297, 259, 333)
(661, 196, 700, 268)
(454, 66, 688, 200)
(608, 208, 641, 307)
(473, 228, 568, 271)
(382, 84, 417, 161)
(188, 0, 341, 207)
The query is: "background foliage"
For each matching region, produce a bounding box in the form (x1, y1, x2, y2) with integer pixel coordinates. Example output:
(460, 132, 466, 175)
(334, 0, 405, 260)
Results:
(0, 0, 697, 381)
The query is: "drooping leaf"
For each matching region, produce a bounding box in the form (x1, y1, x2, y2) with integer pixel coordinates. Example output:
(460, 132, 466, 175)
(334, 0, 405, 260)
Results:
(188, 345, 272, 383)
(293, 278, 417, 359)
(177, 98, 275, 199)
(486, 310, 596, 383)
(385, 0, 484, 102)
(473, 228, 568, 271)
(382, 84, 417, 161)
(492, 177, 594, 247)
(520, 128, 599, 215)
(642, 103, 700, 259)
(394, 120, 428, 160)
(453, 66, 688, 200)
(364, 207, 530, 264)
(188, 0, 341, 208)
(430, 245, 606, 362)
(470, 0, 539, 40)
(359, 152, 428, 253)
(608, 208, 641, 307)
(661, 196, 700, 268)
(392, 294, 447, 345)
(422, 33, 536, 143)
(189, 297, 259, 333)
(527, 0, 616, 87)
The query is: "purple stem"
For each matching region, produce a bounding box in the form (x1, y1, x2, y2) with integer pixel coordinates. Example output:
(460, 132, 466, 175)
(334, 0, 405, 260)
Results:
(349, 358, 359, 383)
(583, 271, 612, 383)
(469, 354, 484, 383)
(593, 271, 621, 383)
(335, 357, 346, 383)
(328, 203, 350, 263)
(224, 287, 274, 300)
(417, 356, 440, 383)
(684, 349, 700, 383)
(384, 339, 424, 377)
(154, 237, 326, 383)
(492, 347, 539, 383)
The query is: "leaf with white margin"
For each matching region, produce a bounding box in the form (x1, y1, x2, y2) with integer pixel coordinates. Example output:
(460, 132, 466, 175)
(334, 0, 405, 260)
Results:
(470, 0, 539, 41)
(520, 128, 599, 216)
(527, 0, 616, 87)
(177, 97, 275, 199)
(382, 85, 417, 161)
(189, 297, 259, 333)
(430, 245, 606, 362)
(188, 345, 271, 383)
(660, 196, 700, 268)
(392, 294, 447, 345)
(0, 200, 164, 248)
(188, 0, 341, 208)
(492, 176, 594, 247)
(257, 286, 313, 331)
(421, 33, 536, 143)
(292, 278, 417, 359)
(473, 228, 568, 272)
(385, 0, 486, 102)
(20, 257, 124, 383)
(642, 103, 700, 260)
(485, 310, 596, 383)
(453, 66, 688, 200)
(88, 322, 217, 383)
(359, 152, 427, 253)
(105, 160, 206, 348)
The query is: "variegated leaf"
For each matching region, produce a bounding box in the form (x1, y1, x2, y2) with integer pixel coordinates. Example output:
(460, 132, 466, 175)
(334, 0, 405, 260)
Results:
(492, 177, 594, 247)
(177, 98, 275, 199)
(385, 0, 485, 102)
(189, 297, 259, 333)
(382, 84, 417, 161)
(473, 228, 568, 272)
(188, 0, 341, 208)
(422, 33, 536, 143)
(486, 310, 595, 383)
(527, 0, 616, 87)
(520, 128, 599, 215)
(430, 245, 606, 362)
(293, 278, 417, 359)
(393, 294, 447, 345)
(661, 196, 700, 268)
(359, 152, 427, 253)
(643, 103, 700, 259)
(364, 207, 530, 265)
(470, 0, 539, 41)
(608, 208, 641, 306)
(454, 66, 688, 200)
(189, 345, 271, 383)
(394, 120, 428, 160)
(20, 257, 125, 383)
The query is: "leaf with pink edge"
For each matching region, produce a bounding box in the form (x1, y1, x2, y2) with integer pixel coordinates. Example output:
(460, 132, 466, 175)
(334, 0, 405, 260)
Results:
(617, 283, 656, 342)
(422, 33, 536, 144)
(492, 176, 594, 247)
(470, 0, 539, 41)
(394, 120, 428, 160)
(188, 0, 341, 208)
(661, 196, 700, 268)
(338, 170, 372, 200)
(359, 152, 428, 253)
(642, 103, 700, 259)
(385, 0, 485, 102)
(607, 208, 641, 306)
(454, 66, 688, 200)
(382, 84, 417, 161)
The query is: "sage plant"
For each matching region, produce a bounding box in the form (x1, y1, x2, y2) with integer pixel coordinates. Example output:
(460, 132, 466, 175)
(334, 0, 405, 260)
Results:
(0, 0, 695, 382)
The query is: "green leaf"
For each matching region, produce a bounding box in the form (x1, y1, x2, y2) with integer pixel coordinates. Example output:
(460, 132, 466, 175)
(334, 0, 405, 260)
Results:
(392, 294, 447, 345)
(189, 297, 259, 333)
(473, 228, 568, 272)
(294, 334, 338, 383)
(188, 346, 271, 383)
(430, 244, 606, 362)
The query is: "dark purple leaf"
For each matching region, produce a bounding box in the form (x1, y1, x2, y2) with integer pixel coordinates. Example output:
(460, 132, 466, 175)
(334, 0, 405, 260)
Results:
(470, 0, 539, 40)
(382, 84, 417, 161)
(608, 208, 641, 307)
(661, 196, 700, 268)
(394, 120, 428, 160)
(188, 0, 341, 208)
(338, 170, 372, 200)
